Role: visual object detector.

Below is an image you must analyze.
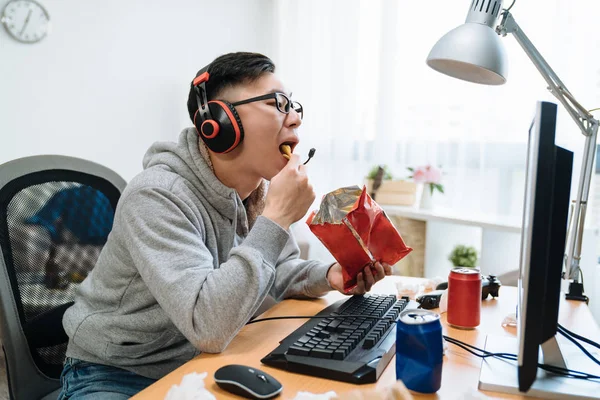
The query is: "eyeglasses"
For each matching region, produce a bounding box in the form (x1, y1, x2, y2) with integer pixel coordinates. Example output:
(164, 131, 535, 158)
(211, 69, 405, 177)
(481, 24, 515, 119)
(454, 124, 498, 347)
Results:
(231, 92, 303, 120)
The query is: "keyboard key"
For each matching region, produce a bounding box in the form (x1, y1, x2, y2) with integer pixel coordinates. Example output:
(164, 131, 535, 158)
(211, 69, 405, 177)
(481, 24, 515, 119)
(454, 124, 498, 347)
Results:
(333, 350, 346, 360)
(310, 348, 333, 359)
(363, 340, 375, 349)
(317, 330, 331, 338)
(327, 319, 342, 331)
(288, 346, 311, 356)
(297, 335, 311, 344)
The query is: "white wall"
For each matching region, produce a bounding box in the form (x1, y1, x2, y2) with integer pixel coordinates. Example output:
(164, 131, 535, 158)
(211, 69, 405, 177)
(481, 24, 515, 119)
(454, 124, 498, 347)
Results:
(0, 0, 274, 181)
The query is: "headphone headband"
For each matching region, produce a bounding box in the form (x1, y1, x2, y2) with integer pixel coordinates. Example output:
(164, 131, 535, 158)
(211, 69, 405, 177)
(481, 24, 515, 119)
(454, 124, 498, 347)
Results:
(192, 71, 209, 86)
(191, 64, 244, 153)
(194, 67, 212, 123)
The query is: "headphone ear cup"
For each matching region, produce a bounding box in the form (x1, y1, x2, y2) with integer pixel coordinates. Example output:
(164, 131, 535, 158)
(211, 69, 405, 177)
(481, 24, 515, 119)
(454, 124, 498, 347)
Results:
(199, 101, 244, 153)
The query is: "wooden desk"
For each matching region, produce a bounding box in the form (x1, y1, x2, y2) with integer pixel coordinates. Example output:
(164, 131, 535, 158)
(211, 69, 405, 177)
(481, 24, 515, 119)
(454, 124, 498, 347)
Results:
(133, 277, 598, 399)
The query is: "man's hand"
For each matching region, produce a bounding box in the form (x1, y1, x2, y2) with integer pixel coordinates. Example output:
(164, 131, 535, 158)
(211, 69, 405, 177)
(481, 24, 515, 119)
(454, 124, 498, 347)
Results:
(327, 262, 393, 295)
(262, 154, 315, 230)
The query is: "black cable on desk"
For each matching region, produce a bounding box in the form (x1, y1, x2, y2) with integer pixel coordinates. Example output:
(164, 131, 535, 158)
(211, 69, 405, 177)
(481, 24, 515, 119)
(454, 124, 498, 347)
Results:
(557, 326, 600, 367)
(558, 323, 600, 350)
(247, 314, 393, 325)
(248, 314, 600, 381)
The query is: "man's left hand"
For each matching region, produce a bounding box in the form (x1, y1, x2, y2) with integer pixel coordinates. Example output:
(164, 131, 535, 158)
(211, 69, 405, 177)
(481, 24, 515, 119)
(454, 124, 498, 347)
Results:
(327, 261, 393, 295)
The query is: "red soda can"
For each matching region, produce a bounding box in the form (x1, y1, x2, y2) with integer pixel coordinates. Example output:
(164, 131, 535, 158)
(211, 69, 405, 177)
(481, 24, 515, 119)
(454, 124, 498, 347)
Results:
(447, 267, 481, 329)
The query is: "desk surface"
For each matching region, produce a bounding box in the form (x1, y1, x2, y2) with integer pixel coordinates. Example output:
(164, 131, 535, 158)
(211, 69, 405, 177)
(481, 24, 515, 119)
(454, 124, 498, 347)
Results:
(133, 277, 598, 399)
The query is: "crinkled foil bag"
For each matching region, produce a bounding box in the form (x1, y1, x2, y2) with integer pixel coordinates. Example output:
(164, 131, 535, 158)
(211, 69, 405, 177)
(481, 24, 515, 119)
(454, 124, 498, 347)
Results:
(306, 185, 413, 292)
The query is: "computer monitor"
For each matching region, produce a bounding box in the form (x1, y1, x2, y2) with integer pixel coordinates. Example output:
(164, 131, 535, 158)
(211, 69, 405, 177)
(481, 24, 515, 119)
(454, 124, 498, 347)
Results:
(518, 101, 573, 390)
(479, 101, 600, 399)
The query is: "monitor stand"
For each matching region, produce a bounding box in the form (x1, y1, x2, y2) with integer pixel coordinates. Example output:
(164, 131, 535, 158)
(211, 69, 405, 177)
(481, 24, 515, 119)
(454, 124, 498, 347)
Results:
(478, 334, 600, 400)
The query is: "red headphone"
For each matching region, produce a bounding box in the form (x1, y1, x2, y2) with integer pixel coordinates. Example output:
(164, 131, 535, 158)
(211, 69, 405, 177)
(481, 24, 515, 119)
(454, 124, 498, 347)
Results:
(192, 66, 244, 153)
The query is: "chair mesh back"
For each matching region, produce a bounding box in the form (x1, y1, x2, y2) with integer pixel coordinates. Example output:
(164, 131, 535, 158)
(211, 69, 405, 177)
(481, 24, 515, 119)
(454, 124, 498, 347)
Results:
(0, 170, 120, 378)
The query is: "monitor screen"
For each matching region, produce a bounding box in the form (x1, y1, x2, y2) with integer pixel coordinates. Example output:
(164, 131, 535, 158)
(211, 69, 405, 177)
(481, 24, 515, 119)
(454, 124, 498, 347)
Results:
(518, 101, 573, 391)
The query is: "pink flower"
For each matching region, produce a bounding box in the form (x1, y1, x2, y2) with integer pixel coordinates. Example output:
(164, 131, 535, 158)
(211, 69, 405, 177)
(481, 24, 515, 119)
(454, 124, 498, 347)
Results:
(412, 168, 427, 183)
(425, 165, 441, 184)
(408, 164, 444, 195)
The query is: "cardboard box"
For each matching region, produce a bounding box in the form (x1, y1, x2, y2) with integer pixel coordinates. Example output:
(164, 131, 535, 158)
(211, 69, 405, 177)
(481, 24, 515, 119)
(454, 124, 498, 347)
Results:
(365, 179, 417, 206)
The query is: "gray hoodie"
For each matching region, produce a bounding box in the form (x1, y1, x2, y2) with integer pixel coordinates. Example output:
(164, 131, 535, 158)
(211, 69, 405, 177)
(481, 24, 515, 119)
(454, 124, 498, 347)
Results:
(62, 128, 332, 379)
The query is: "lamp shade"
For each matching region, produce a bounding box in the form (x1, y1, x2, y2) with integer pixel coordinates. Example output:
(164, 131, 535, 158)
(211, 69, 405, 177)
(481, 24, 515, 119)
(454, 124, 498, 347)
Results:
(426, 1, 508, 85)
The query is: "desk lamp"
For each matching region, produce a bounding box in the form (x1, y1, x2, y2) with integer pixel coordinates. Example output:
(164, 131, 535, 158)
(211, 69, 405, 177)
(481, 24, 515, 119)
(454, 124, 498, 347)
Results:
(426, 0, 599, 301)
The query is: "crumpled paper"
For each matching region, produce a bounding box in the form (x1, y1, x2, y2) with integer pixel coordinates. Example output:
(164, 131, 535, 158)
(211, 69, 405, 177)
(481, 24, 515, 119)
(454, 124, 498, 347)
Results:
(293, 391, 338, 400)
(333, 381, 414, 399)
(439, 289, 448, 314)
(502, 312, 517, 327)
(164, 372, 216, 400)
(395, 281, 420, 300)
(292, 381, 414, 400)
(395, 276, 445, 301)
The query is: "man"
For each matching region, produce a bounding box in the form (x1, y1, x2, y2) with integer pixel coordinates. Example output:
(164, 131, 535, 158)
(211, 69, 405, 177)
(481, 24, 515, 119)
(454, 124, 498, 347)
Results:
(59, 52, 391, 399)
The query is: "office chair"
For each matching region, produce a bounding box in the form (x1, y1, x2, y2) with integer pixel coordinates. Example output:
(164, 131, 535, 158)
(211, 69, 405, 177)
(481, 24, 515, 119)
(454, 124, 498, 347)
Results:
(0, 155, 126, 400)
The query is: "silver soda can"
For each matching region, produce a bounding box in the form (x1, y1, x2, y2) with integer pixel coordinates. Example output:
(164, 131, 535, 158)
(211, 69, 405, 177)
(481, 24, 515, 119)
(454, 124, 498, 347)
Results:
(396, 309, 443, 393)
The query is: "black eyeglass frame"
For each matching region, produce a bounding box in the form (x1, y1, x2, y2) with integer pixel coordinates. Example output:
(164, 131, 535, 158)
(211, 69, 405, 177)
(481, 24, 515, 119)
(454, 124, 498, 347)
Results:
(231, 93, 303, 119)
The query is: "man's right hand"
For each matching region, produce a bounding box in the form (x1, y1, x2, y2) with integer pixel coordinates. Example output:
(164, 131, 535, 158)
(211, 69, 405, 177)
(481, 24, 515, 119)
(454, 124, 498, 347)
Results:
(262, 154, 315, 230)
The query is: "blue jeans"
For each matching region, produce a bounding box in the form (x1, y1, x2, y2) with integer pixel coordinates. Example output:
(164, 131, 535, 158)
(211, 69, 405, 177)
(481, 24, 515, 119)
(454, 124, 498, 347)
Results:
(58, 357, 157, 399)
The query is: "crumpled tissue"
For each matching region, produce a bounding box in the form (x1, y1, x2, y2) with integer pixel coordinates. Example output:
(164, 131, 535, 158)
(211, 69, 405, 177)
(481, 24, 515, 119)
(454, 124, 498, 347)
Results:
(439, 289, 449, 313)
(293, 391, 337, 400)
(502, 312, 517, 327)
(164, 372, 216, 400)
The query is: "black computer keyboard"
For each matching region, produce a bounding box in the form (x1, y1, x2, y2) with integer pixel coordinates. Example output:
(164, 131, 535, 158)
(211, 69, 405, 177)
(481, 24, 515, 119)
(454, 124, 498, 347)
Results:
(261, 294, 409, 384)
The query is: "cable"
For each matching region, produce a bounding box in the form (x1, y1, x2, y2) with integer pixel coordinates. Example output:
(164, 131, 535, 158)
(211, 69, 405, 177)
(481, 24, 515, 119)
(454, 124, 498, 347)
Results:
(247, 313, 600, 380)
(558, 324, 600, 350)
(444, 336, 600, 380)
(505, 0, 516, 12)
(589, 108, 600, 113)
(443, 335, 517, 360)
(574, 266, 585, 286)
(247, 314, 393, 325)
(557, 326, 600, 367)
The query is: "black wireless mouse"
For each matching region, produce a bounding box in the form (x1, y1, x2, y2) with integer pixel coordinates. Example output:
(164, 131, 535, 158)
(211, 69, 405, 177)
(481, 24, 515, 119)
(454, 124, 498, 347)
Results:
(214, 364, 283, 399)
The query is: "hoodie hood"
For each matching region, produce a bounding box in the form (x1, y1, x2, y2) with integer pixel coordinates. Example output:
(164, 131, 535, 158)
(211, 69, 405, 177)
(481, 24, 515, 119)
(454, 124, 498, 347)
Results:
(142, 127, 266, 231)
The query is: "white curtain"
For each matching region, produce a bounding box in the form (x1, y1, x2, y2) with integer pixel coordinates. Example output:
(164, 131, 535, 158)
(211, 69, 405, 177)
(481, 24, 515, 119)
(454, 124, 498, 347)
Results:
(272, 0, 600, 262)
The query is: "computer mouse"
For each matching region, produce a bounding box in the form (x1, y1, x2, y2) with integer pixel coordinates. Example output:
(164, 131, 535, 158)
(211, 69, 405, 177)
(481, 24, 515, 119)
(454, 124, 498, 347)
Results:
(214, 364, 283, 399)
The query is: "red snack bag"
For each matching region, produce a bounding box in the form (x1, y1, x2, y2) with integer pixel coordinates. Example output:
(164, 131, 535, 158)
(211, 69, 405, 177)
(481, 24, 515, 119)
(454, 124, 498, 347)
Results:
(306, 185, 413, 292)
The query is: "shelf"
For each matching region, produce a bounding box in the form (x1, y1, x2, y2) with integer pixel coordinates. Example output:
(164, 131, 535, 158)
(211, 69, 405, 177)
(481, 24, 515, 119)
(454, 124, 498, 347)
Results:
(382, 205, 522, 233)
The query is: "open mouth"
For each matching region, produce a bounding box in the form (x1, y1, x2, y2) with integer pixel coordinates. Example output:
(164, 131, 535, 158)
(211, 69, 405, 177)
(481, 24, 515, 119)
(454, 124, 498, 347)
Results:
(279, 141, 297, 159)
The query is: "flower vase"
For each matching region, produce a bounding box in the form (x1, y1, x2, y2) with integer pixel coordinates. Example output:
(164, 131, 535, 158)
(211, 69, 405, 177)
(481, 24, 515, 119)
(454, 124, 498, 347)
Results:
(420, 184, 433, 209)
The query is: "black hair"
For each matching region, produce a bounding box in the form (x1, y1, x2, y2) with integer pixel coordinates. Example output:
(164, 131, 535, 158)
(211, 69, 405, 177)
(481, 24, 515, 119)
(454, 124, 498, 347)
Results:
(187, 52, 276, 122)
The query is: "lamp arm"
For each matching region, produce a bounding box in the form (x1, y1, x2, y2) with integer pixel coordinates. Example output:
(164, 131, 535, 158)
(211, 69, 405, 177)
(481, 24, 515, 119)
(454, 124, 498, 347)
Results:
(497, 11, 600, 282)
